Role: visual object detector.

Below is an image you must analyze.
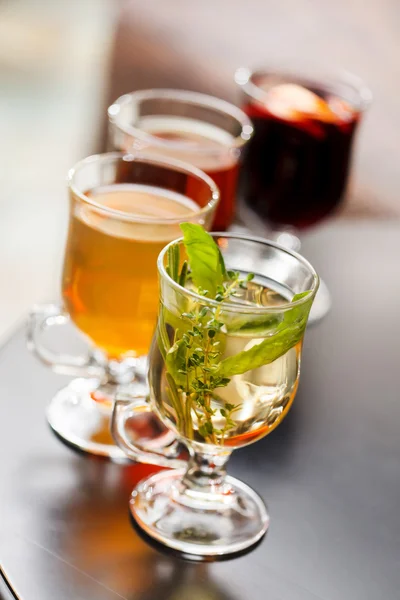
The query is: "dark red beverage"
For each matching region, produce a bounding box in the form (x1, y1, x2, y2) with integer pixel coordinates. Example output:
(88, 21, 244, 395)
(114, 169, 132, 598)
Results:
(237, 70, 369, 229)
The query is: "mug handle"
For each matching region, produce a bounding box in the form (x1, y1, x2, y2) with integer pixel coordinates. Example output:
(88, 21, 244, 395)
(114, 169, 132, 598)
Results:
(27, 303, 105, 379)
(111, 392, 188, 469)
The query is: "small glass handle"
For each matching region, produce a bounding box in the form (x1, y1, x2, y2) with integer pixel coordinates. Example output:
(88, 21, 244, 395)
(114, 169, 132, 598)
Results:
(27, 303, 104, 378)
(111, 392, 187, 468)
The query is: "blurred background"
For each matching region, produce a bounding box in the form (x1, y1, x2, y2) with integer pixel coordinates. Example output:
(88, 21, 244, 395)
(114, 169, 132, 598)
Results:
(1, 0, 399, 341)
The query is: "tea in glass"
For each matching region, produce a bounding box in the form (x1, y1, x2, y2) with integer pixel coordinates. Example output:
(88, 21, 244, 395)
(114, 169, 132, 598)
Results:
(28, 153, 219, 459)
(112, 230, 319, 555)
(108, 90, 253, 231)
(63, 184, 200, 358)
(154, 276, 301, 448)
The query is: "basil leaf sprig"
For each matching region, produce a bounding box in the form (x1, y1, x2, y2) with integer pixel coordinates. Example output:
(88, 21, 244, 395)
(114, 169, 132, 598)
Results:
(180, 223, 226, 298)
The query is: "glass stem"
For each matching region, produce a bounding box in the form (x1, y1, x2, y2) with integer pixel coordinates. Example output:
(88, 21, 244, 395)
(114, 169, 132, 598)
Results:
(90, 355, 148, 404)
(91, 350, 148, 385)
(180, 449, 232, 498)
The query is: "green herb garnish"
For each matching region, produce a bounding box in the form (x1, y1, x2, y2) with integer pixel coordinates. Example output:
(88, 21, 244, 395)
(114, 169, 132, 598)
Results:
(160, 224, 312, 445)
(180, 223, 226, 297)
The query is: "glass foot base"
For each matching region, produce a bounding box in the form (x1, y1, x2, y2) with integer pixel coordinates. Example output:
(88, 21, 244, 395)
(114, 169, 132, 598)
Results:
(47, 378, 146, 461)
(130, 469, 269, 557)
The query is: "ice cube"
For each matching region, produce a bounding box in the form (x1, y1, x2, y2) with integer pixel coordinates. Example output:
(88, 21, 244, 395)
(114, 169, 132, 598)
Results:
(265, 83, 336, 122)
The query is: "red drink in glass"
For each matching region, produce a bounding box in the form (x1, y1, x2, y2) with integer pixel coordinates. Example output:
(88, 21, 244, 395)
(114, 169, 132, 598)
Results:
(139, 121, 241, 231)
(236, 69, 371, 229)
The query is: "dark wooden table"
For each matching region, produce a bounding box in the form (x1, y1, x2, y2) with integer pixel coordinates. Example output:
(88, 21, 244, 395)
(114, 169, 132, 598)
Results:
(1, 222, 400, 599)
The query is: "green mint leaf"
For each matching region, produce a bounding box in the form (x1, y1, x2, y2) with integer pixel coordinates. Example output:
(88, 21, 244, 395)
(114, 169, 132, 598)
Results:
(217, 246, 227, 277)
(167, 244, 180, 283)
(204, 421, 214, 434)
(218, 319, 307, 377)
(199, 306, 209, 318)
(166, 372, 185, 424)
(284, 290, 312, 326)
(156, 323, 169, 360)
(292, 291, 311, 302)
(165, 338, 188, 386)
(180, 223, 225, 297)
(198, 424, 209, 439)
(224, 291, 312, 335)
(178, 261, 188, 287)
(217, 290, 314, 379)
(225, 314, 282, 335)
(218, 378, 231, 388)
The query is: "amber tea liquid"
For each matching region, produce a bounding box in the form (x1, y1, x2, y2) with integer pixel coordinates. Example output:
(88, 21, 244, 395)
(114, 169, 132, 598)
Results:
(62, 184, 198, 358)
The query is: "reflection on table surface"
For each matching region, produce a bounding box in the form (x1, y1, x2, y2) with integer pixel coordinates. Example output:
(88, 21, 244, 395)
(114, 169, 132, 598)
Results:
(1, 224, 400, 599)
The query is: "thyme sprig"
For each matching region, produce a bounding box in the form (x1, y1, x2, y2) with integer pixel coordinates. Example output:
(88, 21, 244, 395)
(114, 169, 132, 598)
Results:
(165, 249, 252, 444)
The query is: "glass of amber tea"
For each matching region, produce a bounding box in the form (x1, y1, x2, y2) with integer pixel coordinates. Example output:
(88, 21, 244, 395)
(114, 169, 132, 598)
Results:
(112, 234, 319, 556)
(27, 152, 219, 460)
(108, 89, 253, 231)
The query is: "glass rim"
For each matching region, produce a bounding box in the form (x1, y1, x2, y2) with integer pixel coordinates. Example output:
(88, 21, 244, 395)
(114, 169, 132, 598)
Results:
(67, 151, 220, 224)
(158, 233, 320, 314)
(108, 89, 254, 153)
(234, 65, 372, 112)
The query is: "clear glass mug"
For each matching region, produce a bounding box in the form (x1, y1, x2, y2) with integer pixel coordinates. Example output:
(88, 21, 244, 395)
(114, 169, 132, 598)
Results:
(112, 234, 319, 556)
(27, 152, 219, 460)
(108, 89, 253, 231)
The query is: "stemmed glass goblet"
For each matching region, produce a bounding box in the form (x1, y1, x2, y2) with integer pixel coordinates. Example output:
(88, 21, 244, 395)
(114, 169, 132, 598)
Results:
(235, 64, 371, 323)
(27, 152, 219, 460)
(112, 233, 319, 556)
(108, 89, 253, 231)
